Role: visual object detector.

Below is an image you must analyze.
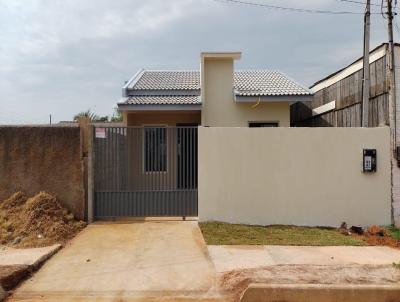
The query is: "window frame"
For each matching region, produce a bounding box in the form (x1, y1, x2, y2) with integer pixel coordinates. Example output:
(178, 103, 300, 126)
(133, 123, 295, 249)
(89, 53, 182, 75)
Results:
(248, 121, 279, 128)
(142, 125, 168, 174)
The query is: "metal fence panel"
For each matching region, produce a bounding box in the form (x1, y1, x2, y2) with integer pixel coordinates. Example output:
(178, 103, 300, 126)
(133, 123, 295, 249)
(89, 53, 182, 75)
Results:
(93, 126, 198, 218)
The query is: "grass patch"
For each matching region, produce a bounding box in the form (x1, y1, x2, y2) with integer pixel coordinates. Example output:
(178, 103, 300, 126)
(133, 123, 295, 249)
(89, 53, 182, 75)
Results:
(199, 222, 366, 246)
(386, 225, 400, 241)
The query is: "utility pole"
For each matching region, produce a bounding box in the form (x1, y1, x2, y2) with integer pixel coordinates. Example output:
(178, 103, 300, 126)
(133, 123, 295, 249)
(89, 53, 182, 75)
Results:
(386, 0, 400, 226)
(362, 0, 371, 127)
(49, 114, 52, 125)
(387, 0, 397, 150)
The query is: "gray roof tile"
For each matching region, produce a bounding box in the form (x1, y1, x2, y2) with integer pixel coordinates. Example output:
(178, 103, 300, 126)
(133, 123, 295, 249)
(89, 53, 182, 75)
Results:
(234, 70, 310, 96)
(123, 95, 200, 105)
(121, 70, 311, 105)
(131, 70, 200, 90)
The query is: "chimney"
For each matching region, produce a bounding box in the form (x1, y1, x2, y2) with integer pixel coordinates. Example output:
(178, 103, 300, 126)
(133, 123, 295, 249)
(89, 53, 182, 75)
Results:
(200, 52, 241, 126)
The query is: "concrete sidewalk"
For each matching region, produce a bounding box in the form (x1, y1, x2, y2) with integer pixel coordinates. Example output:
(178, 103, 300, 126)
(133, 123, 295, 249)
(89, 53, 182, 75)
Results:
(9, 222, 221, 301)
(208, 245, 400, 272)
(210, 245, 400, 301)
(0, 244, 61, 267)
(0, 244, 61, 291)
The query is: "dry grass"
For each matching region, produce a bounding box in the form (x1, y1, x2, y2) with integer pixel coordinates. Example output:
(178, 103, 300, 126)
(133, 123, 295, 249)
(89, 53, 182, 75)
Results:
(199, 222, 366, 246)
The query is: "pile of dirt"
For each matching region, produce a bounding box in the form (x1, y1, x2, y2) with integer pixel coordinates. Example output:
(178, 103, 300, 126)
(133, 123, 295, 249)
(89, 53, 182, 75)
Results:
(338, 222, 400, 248)
(363, 225, 400, 248)
(0, 192, 85, 248)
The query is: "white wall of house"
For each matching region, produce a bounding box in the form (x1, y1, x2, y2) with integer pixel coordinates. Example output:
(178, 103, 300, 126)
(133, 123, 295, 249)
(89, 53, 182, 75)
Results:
(198, 127, 391, 227)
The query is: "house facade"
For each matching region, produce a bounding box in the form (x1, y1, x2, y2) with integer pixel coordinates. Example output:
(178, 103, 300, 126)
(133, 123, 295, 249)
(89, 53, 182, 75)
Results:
(118, 52, 312, 128)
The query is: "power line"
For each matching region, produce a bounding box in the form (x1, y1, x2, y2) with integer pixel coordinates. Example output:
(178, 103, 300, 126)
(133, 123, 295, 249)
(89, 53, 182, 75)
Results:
(334, 0, 381, 7)
(214, 0, 381, 14)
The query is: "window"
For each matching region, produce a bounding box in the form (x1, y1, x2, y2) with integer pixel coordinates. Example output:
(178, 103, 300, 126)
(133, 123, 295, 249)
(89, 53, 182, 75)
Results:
(249, 122, 278, 128)
(144, 127, 167, 172)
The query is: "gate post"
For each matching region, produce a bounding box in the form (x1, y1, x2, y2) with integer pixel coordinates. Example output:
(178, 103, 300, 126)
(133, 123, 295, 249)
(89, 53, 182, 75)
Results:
(87, 124, 95, 223)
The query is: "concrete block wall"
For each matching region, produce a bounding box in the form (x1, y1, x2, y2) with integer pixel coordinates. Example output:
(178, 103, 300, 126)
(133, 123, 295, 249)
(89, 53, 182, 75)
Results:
(199, 127, 392, 227)
(0, 125, 86, 220)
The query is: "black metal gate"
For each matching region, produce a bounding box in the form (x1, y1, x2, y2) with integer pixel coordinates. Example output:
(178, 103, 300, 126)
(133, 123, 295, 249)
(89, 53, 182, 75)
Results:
(93, 126, 198, 218)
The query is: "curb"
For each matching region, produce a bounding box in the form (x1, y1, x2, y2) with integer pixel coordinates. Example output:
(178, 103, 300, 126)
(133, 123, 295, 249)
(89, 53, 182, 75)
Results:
(240, 283, 400, 302)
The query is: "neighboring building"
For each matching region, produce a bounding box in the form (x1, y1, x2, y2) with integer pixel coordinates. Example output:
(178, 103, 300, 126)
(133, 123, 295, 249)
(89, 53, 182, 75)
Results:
(291, 42, 400, 225)
(291, 43, 398, 128)
(118, 52, 312, 127)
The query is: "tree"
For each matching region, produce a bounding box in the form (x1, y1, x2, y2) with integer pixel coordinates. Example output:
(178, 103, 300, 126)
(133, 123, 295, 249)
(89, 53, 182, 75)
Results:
(110, 108, 123, 122)
(73, 108, 123, 123)
(73, 109, 100, 122)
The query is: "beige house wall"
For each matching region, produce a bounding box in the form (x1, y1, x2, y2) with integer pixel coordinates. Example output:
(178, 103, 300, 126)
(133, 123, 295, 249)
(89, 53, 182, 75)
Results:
(198, 127, 391, 227)
(201, 57, 290, 127)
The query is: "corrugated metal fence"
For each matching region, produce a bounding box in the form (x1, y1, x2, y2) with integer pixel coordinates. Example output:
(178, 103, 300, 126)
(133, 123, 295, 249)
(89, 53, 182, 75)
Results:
(94, 126, 198, 218)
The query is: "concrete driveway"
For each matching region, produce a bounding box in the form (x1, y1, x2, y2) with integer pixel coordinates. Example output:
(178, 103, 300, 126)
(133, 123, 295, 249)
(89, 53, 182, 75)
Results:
(9, 222, 400, 301)
(9, 221, 221, 301)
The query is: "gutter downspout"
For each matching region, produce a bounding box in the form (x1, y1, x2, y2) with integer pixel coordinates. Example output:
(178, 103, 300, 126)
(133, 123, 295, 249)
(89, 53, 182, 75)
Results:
(251, 97, 261, 109)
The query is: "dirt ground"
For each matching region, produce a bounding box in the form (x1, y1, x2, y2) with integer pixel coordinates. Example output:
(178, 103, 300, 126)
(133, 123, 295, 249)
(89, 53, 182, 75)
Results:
(0, 265, 29, 291)
(361, 225, 400, 248)
(219, 264, 400, 301)
(0, 191, 86, 248)
(0, 191, 85, 295)
(0, 285, 4, 301)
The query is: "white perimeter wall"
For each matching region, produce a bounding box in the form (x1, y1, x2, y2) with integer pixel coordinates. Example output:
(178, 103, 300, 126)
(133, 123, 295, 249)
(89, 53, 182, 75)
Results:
(198, 127, 392, 227)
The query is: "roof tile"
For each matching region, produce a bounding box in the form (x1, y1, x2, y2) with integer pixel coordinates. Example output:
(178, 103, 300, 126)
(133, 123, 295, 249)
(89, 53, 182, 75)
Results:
(123, 95, 200, 105)
(121, 70, 311, 105)
(131, 71, 200, 90)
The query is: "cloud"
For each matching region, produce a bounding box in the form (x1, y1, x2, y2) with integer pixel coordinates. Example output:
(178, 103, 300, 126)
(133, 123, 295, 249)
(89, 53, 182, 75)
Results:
(0, 0, 392, 123)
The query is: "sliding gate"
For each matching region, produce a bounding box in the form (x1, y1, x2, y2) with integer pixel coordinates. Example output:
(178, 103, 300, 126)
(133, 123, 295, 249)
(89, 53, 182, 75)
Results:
(93, 126, 198, 218)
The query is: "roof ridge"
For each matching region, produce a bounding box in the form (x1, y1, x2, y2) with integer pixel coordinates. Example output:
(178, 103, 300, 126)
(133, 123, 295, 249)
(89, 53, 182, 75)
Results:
(141, 69, 282, 73)
(128, 94, 200, 97)
(143, 69, 199, 72)
(235, 69, 278, 72)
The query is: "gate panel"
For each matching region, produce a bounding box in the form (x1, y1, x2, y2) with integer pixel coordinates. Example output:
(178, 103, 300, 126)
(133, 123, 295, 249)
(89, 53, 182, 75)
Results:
(94, 126, 198, 218)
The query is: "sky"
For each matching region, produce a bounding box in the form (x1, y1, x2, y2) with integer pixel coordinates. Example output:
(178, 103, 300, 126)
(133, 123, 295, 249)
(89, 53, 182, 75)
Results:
(0, 0, 398, 124)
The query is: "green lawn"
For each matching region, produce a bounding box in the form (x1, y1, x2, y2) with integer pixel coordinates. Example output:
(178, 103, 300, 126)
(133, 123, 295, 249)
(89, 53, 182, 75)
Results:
(199, 222, 366, 246)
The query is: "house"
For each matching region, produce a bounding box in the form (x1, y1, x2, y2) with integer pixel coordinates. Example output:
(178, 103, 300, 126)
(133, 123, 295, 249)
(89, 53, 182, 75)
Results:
(117, 52, 312, 127)
(89, 52, 313, 219)
(290, 42, 400, 226)
(86, 52, 394, 225)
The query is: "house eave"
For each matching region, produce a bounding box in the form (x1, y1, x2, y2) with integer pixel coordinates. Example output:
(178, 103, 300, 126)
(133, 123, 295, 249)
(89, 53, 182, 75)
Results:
(235, 95, 313, 103)
(118, 104, 202, 111)
(122, 69, 145, 97)
(126, 89, 200, 96)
